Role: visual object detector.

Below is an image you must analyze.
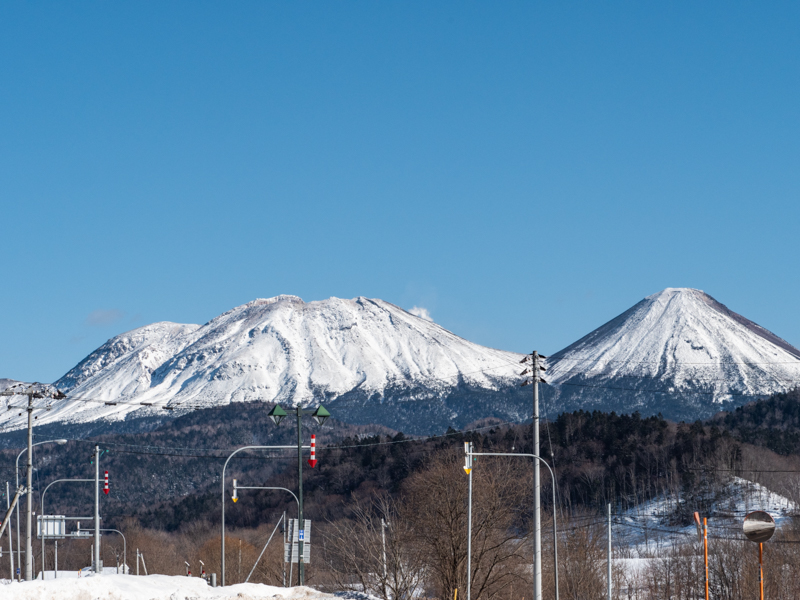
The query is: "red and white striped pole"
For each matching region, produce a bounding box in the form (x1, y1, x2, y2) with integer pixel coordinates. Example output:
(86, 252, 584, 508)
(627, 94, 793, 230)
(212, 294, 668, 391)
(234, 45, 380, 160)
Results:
(307, 434, 317, 468)
(104, 471, 109, 495)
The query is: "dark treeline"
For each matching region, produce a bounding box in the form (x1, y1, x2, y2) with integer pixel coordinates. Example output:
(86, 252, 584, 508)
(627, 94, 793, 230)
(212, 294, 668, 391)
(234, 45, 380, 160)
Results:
(2, 393, 800, 597)
(0, 400, 794, 532)
(716, 388, 800, 455)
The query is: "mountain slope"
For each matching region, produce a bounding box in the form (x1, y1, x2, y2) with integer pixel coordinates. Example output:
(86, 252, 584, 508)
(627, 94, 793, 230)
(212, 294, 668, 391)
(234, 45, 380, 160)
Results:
(546, 288, 800, 419)
(0, 296, 526, 434)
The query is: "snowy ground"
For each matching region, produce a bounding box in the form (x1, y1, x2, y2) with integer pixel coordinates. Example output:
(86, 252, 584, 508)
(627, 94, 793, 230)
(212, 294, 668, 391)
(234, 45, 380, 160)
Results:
(0, 574, 339, 600)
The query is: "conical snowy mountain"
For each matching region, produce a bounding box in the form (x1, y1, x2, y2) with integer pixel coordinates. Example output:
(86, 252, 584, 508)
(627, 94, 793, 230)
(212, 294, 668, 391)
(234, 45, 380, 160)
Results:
(546, 288, 800, 419)
(0, 296, 527, 435)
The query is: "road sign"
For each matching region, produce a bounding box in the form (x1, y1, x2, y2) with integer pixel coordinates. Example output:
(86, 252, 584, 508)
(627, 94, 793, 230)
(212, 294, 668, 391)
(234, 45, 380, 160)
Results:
(743, 511, 776, 543)
(285, 519, 311, 563)
(37, 515, 66, 540)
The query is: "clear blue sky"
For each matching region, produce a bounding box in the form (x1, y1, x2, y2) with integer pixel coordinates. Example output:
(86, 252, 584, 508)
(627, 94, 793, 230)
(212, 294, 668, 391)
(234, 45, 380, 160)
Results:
(2, 2, 799, 383)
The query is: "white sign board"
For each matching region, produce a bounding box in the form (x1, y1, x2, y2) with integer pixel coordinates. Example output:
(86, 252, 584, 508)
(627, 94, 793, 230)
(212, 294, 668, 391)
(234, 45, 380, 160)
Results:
(37, 515, 66, 539)
(285, 519, 311, 563)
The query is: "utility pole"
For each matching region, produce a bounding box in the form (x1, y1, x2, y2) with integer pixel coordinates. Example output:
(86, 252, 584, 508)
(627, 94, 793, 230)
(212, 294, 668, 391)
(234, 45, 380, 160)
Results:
(94, 445, 101, 573)
(607, 504, 612, 600)
(296, 407, 305, 586)
(0, 383, 66, 581)
(464, 441, 473, 600)
(25, 394, 33, 581)
(533, 352, 541, 600)
(5, 481, 13, 580)
(521, 351, 546, 600)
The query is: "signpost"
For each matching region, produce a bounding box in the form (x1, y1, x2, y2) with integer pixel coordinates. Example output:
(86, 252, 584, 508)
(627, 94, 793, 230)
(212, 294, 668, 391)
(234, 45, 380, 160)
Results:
(743, 511, 776, 600)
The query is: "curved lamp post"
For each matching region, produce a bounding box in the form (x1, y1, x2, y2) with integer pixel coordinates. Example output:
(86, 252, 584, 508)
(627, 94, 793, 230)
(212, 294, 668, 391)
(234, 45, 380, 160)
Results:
(464, 448, 559, 600)
(40, 478, 92, 578)
(83, 528, 126, 574)
(15, 438, 67, 580)
(221, 445, 308, 586)
(232, 484, 299, 584)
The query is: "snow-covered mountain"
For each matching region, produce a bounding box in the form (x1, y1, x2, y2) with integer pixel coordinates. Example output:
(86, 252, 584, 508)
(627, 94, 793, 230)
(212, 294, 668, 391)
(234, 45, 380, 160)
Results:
(3, 288, 797, 436)
(546, 288, 800, 420)
(0, 296, 527, 434)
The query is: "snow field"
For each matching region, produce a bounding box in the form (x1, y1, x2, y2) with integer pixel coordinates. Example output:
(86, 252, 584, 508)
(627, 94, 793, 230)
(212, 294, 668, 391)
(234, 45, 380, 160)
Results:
(0, 574, 336, 600)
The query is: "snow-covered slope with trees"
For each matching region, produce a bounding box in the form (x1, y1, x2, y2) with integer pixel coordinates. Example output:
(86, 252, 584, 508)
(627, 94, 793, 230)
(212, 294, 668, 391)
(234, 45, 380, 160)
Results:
(546, 288, 800, 419)
(0, 296, 524, 432)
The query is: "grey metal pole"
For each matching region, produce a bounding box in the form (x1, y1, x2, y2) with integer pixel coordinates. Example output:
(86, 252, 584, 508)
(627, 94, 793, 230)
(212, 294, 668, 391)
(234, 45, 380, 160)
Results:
(607, 503, 611, 600)
(466, 442, 473, 600)
(25, 395, 33, 581)
(54, 540, 57, 578)
(6, 481, 13, 580)
(554, 496, 559, 600)
(283, 510, 286, 587)
(297, 407, 305, 587)
(94, 445, 101, 573)
(532, 351, 541, 600)
(15, 472, 20, 580)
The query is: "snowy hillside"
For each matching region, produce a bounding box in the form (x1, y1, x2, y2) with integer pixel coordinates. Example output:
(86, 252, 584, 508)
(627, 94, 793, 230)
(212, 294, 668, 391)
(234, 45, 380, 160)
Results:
(615, 476, 797, 555)
(546, 288, 800, 420)
(0, 296, 524, 433)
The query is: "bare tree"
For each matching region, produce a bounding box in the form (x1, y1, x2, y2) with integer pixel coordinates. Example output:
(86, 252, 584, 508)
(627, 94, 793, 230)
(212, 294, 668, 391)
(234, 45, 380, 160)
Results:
(324, 495, 425, 600)
(402, 450, 532, 600)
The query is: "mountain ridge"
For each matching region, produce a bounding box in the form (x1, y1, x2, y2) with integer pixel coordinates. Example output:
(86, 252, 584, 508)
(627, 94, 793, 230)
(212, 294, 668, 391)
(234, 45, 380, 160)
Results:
(0, 295, 525, 434)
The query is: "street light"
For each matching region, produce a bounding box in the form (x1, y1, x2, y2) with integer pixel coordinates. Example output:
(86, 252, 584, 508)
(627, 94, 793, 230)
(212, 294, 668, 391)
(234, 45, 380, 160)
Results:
(15, 438, 67, 581)
(311, 406, 330, 426)
(231, 484, 299, 584)
(464, 446, 559, 600)
(220, 445, 308, 586)
(40, 478, 92, 579)
(269, 403, 330, 586)
(82, 528, 127, 575)
(267, 405, 287, 426)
